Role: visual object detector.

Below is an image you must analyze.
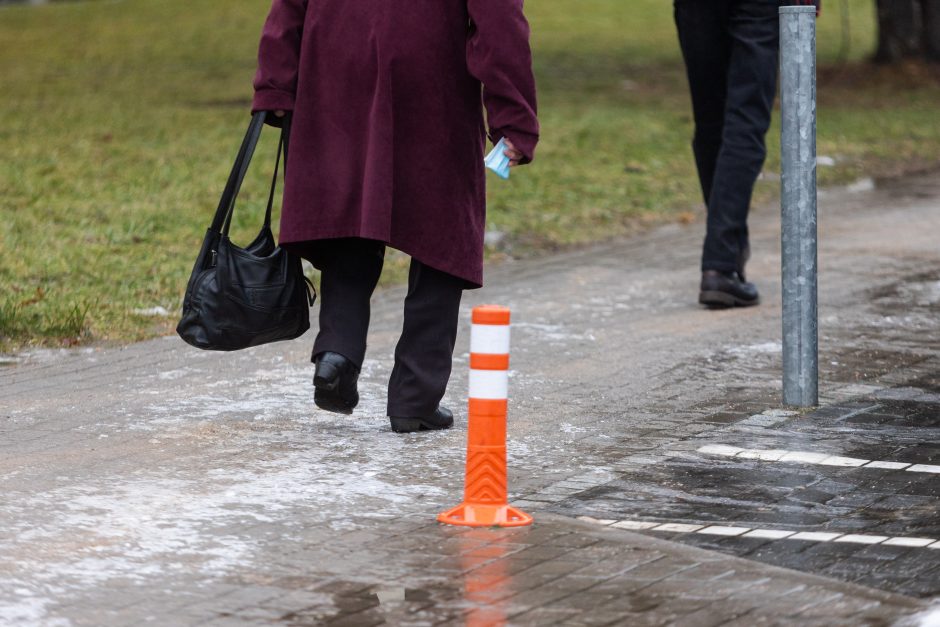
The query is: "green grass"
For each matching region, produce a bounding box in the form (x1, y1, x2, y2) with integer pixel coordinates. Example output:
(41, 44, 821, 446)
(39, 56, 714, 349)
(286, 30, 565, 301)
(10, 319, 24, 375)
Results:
(1, 0, 939, 350)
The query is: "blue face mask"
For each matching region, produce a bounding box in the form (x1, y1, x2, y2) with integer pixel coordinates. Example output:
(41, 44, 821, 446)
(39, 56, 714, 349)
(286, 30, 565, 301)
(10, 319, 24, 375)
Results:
(485, 137, 512, 180)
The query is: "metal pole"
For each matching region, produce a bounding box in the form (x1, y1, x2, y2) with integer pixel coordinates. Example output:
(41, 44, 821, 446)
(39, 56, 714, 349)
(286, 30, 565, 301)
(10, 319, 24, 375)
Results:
(780, 6, 818, 408)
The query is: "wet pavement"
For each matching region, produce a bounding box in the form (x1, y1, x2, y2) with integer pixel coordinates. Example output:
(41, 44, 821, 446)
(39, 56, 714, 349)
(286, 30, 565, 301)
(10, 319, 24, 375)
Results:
(550, 393, 940, 598)
(1, 172, 939, 625)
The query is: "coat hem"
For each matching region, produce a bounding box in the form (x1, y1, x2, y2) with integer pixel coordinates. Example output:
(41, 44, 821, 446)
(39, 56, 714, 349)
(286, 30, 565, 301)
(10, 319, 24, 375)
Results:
(281, 231, 483, 289)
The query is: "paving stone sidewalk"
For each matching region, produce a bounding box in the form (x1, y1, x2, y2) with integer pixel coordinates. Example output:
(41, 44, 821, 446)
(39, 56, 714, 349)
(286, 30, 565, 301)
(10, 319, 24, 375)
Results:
(2, 173, 939, 625)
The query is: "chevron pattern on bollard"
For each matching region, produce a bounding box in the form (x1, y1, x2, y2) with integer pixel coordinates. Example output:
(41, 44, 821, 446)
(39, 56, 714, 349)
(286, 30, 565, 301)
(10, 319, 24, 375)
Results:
(464, 448, 508, 505)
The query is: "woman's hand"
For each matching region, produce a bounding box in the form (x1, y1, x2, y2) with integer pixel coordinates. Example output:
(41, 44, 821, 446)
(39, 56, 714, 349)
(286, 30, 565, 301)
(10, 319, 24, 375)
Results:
(275, 110, 286, 118)
(503, 139, 524, 167)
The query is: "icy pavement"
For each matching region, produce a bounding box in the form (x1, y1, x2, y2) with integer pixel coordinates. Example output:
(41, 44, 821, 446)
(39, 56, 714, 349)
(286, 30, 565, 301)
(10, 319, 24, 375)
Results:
(2, 173, 939, 625)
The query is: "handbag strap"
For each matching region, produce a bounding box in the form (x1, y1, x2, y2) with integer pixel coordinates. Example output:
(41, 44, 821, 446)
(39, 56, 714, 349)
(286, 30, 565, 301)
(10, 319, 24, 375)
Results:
(213, 111, 291, 236)
(268, 113, 291, 228)
(210, 112, 266, 234)
(261, 129, 287, 230)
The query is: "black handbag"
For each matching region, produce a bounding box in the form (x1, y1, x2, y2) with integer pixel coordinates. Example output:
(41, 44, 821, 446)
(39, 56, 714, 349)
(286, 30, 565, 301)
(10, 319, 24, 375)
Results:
(176, 111, 315, 351)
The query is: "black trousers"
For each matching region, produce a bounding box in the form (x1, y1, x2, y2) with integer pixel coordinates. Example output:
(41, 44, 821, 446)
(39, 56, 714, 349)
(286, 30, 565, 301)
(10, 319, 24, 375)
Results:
(675, 0, 779, 274)
(298, 238, 464, 417)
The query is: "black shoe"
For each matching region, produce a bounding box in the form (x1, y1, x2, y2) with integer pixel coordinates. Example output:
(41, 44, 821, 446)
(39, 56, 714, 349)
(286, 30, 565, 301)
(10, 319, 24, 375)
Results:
(389, 406, 454, 433)
(699, 270, 760, 308)
(313, 352, 360, 415)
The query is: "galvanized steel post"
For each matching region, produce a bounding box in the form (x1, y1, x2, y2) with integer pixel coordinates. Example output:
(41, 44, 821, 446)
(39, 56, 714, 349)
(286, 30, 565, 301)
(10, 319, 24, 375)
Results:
(779, 6, 819, 408)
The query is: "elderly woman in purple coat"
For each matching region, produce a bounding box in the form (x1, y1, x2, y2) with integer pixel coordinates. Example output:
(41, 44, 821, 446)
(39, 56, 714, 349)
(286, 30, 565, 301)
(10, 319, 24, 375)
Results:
(252, 0, 539, 433)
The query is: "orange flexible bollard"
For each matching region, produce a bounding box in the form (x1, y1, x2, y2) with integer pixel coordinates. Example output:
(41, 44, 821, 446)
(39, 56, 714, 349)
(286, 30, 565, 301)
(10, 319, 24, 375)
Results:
(438, 305, 533, 527)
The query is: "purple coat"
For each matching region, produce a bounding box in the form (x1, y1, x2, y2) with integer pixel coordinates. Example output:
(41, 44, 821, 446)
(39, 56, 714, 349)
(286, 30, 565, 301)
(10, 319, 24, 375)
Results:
(252, 0, 539, 287)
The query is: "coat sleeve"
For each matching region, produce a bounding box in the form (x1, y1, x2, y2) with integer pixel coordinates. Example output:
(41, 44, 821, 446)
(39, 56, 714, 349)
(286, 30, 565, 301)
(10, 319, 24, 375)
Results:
(466, 0, 540, 164)
(252, 0, 307, 114)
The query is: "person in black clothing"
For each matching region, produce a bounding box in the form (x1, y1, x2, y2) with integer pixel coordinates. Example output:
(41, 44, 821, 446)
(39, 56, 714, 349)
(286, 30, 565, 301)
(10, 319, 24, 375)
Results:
(675, 0, 818, 308)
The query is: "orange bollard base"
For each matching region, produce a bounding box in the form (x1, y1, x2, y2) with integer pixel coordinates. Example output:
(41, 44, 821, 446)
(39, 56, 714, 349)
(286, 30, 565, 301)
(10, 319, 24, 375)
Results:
(437, 503, 533, 528)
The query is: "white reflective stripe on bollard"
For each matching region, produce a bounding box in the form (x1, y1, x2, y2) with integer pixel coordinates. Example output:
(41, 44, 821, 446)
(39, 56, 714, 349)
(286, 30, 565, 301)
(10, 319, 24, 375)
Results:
(470, 324, 511, 355)
(468, 369, 509, 400)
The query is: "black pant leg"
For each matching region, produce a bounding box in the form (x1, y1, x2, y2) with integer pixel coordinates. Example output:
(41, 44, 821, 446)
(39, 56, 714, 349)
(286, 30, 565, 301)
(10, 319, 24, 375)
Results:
(702, 0, 779, 273)
(387, 260, 464, 418)
(674, 0, 733, 206)
(309, 238, 386, 368)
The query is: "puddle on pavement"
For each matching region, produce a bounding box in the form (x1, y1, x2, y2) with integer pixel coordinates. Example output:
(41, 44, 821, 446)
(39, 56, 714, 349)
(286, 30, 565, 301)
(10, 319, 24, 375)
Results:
(275, 534, 516, 625)
(551, 455, 940, 597)
(546, 394, 940, 599)
(842, 400, 940, 428)
(285, 586, 437, 625)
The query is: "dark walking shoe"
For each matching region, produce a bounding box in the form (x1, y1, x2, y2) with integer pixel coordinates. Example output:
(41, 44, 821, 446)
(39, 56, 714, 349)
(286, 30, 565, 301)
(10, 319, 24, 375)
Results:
(699, 270, 760, 308)
(313, 352, 360, 415)
(389, 406, 454, 433)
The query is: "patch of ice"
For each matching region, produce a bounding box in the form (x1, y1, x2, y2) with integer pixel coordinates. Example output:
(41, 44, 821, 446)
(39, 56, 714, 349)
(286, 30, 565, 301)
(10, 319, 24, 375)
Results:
(0, 354, 464, 617)
(903, 602, 940, 627)
(0, 439, 450, 618)
(0, 594, 69, 627)
(727, 341, 782, 356)
(507, 440, 531, 458)
(1, 340, 567, 624)
(923, 607, 940, 627)
(156, 368, 195, 381)
(512, 322, 596, 343)
(900, 280, 940, 306)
